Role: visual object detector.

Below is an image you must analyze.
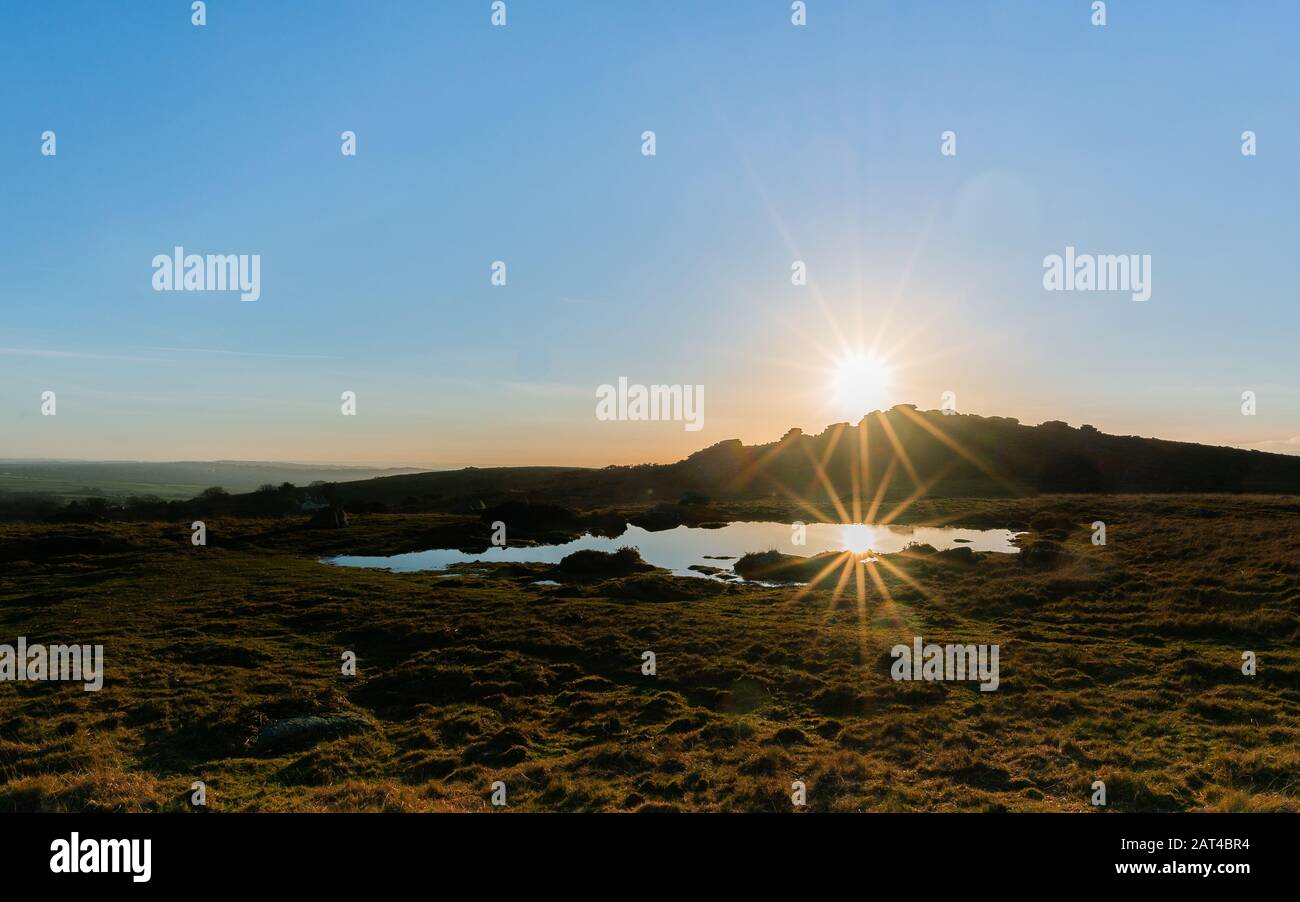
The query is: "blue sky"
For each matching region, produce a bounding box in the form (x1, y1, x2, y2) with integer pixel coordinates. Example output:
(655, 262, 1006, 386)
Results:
(2, 1, 1297, 465)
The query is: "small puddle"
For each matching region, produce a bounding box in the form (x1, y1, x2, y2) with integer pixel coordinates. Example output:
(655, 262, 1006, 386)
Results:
(323, 521, 1021, 579)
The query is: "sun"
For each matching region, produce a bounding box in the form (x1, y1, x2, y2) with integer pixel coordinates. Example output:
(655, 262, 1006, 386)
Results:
(830, 354, 893, 417)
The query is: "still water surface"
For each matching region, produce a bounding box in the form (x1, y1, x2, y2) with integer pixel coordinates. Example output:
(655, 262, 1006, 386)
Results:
(324, 521, 1021, 579)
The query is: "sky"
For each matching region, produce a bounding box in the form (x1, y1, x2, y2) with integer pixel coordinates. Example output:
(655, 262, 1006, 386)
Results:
(2, 0, 1297, 467)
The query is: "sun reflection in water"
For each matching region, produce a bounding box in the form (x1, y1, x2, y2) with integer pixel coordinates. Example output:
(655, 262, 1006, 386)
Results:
(838, 523, 877, 555)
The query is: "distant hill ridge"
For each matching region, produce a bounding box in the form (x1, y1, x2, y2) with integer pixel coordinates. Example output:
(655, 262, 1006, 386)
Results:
(331, 407, 1300, 511)
(0, 460, 424, 501)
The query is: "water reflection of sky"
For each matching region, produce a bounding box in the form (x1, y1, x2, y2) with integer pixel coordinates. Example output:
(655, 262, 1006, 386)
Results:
(325, 521, 1021, 578)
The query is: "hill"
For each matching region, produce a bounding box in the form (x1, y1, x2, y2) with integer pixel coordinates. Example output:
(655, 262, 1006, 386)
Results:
(326, 407, 1300, 512)
(0, 460, 425, 501)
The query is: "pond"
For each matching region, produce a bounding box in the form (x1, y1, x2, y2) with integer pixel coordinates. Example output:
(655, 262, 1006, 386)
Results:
(323, 521, 1021, 579)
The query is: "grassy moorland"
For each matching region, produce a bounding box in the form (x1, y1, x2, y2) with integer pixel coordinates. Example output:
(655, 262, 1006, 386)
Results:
(0, 494, 1297, 812)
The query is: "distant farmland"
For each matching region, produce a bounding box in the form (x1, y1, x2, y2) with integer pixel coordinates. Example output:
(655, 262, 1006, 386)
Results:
(0, 460, 427, 501)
